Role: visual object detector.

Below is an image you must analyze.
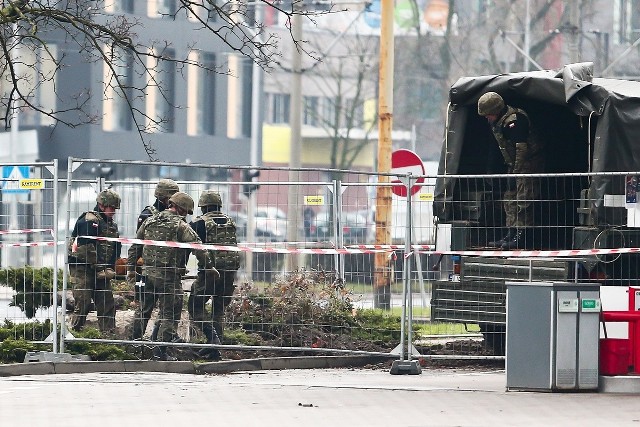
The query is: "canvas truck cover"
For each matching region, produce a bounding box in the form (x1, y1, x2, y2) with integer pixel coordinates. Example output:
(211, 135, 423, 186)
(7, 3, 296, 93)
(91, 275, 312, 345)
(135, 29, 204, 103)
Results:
(433, 62, 640, 226)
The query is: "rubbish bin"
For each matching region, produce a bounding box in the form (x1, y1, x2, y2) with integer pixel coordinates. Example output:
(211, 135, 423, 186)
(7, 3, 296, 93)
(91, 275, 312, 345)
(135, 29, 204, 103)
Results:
(506, 281, 600, 391)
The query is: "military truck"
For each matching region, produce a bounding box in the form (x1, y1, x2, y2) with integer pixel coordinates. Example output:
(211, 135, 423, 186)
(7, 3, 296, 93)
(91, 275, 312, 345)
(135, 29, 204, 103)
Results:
(431, 63, 640, 354)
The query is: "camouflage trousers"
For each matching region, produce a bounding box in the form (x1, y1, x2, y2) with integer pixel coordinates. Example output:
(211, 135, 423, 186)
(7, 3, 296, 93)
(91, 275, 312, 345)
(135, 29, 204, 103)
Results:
(69, 266, 115, 332)
(504, 154, 544, 228)
(188, 270, 236, 339)
(132, 273, 183, 342)
(503, 176, 540, 228)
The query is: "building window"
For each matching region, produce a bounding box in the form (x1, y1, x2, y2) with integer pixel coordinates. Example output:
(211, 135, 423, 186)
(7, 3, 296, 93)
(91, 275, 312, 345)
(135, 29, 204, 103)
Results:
(6, 44, 57, 127)
(104, 46, 133, 131)
(303, 96, 319, 126)
(226, 55, 251, 138)
(188, 0, 218, 23)
(149, 0, 176, 17)
(146, 48, 175, 133)
(322, 96, 337, 127)
(268, 93, 290, 124)
(188, 51, 216, 136)
(614, 0, 640, 44)
(344, 98, 365, 128)
(106, 0, 133, 13)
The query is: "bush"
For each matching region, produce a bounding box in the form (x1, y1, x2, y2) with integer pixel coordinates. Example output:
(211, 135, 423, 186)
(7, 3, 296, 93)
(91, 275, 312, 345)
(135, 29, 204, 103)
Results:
(0, 267, 63, 318)
(226, 269, 400, 350)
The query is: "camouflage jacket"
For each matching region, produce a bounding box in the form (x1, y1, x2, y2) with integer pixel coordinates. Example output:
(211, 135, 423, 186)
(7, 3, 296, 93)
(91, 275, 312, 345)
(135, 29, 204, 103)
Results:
(190, 211, 240, 270)
(128, 210, 212, 280)
(67, 207, 121, 270)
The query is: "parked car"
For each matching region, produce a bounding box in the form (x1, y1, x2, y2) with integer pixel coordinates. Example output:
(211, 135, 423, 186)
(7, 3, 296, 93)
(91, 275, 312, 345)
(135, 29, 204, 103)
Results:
(254, 207, 288, 241)
(311, 211, 369, 244)
(228, 211, 278, 242)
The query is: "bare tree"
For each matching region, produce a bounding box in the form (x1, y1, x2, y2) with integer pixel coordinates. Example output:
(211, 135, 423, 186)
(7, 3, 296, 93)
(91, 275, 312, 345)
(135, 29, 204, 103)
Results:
(0, 0, 330, 160)
(393, 0, 594, 160)
(303, 30, 379, 181)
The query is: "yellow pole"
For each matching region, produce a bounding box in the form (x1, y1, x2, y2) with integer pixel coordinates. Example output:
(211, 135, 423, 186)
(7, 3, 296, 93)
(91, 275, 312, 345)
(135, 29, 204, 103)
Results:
(374, 0, 394, 309)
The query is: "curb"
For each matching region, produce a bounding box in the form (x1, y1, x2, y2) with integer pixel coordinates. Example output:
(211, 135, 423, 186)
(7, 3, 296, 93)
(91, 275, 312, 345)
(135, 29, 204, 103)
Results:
(0, 355, 393, 377)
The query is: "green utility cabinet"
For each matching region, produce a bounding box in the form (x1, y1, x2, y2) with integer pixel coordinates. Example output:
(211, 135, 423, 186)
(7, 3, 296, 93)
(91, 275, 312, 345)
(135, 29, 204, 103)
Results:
(506, 282, 601, 391)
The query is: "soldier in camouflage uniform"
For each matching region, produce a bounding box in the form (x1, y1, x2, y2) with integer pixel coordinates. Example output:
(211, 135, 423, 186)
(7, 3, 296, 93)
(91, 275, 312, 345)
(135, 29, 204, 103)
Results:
(478, 92, 545, 249)
(67, 189, 122, 332)
(136, 179, 180, 231)
(129, 178, 180, 333)
(127, 192, 218, 361)
(188, 191, 240, 360)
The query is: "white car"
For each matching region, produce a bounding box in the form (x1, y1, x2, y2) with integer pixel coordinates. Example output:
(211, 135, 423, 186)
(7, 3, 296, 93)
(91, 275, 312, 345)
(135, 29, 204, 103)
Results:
(254, 207, 288, 241)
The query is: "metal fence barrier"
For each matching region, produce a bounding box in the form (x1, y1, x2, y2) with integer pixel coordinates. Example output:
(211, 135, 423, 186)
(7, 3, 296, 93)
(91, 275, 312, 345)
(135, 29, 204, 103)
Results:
(6, 160, 640, 362)
(0, 160, 60, 353)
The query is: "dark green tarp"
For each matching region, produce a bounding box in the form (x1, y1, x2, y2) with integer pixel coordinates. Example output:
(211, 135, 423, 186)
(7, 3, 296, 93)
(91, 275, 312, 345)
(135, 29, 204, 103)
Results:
(433, 62, 640, 225)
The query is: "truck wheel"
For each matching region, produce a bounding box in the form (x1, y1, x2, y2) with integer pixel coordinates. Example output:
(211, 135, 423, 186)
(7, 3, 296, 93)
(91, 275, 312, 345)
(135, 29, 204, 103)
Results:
(480, 324, 506, 356)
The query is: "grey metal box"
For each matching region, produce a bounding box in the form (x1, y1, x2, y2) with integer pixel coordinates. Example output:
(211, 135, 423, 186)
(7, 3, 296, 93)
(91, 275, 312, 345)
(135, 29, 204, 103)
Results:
(506, 282, 600, 391)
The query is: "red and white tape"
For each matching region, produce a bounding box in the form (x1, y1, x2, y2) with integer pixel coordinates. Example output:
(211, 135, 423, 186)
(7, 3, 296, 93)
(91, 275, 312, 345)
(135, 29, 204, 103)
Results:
(346, 244, 434, 251)
(0, 228, 53, 235)
(432, 248, 640, 258)
(0, 241, 57, 249)
(84, 235, 396, 255)
(17, 233, 640, 259)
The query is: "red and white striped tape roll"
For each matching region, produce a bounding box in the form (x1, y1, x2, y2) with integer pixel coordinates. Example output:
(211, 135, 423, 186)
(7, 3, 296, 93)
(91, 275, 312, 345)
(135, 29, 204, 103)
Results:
(0, 228, 53, 235)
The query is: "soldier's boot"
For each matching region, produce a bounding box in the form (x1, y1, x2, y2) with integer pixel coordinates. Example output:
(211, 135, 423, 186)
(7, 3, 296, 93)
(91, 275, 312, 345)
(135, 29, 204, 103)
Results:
(198, 323, 222, 361)
(152, 346, 177, 362)
(501, 229, 527, 250)
(212, 313, 224, 343)
(488, 228, 514, 248)
(151, 321, 161, 341)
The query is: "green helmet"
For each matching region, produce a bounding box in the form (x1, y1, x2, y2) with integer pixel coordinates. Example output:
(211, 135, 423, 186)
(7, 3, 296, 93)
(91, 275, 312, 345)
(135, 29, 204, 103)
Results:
(198, 190, 222, 208)
(477, 92, 505, 116)
(96, 189, 121, 209)
(155, 179, 179, 199)
(169, 191, 194, 215)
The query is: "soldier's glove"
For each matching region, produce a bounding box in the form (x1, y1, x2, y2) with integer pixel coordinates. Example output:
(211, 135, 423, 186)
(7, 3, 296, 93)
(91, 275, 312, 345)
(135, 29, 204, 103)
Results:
(126, 270, 136, 286)
(96, 268, 116, 281)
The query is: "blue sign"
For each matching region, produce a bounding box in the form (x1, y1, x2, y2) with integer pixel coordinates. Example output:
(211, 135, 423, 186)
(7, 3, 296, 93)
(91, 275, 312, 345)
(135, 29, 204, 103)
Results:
(1, 166, 30, 193)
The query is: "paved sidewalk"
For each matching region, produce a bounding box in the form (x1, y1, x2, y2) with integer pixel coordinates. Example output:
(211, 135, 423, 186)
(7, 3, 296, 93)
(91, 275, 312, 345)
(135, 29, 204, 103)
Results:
(1, 367, 639, 426)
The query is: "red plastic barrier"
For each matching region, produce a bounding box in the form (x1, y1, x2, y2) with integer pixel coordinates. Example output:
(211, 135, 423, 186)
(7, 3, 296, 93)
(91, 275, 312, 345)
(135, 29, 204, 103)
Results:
(599, 338, 631, 375)
(601, 310, 640, 374)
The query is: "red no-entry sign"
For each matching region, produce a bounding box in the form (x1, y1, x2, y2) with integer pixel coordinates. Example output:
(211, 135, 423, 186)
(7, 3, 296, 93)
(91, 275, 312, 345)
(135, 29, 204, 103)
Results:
(391, 149, 425, 197)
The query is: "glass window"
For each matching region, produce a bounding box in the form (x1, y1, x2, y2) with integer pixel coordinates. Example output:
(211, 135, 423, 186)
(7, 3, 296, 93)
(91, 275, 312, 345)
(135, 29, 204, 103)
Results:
(614, 0, 640, 44)
(197, 52, 216, 135)
(147, 48, 175, 133)
(9, 43, 57, 127)
(303, 96, 319, 126)
(108, 0, 133, 13)
(103, 46, 134, 131)
(149, 0, 176, 17)
(269, 93, 290, 124)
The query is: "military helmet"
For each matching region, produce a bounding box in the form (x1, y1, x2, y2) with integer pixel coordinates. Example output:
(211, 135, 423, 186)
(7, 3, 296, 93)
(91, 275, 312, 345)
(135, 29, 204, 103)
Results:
(96, 189, 121, 209)
(169, 191, 194, 215)
(155, 179, 179, 199)
(198, 190, 222, 207)
(477, 92, 505, 116)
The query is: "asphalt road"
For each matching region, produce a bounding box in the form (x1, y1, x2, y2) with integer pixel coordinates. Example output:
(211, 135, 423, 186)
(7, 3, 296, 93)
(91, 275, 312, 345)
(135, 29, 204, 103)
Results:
(2, 368, 640, 426)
